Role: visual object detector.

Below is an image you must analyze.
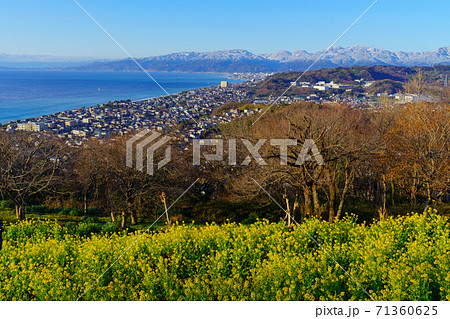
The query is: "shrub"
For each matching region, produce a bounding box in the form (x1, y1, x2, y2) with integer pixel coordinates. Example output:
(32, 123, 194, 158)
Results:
(4, 219, 66, 243)
(53, 208, 70, 215)
(101, 222, 119, 233)
(76, 222, 102, 237)
(53, 207, 83, 216)
(0, 200, 13, 209)
(25, 205, 47, 214)
(69, 209, 84, 217)
(86, 207, 101, 216)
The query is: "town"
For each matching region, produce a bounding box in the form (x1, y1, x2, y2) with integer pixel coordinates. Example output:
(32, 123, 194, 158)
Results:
(2, 76, 425, 143)
(3, 81, 257, 143)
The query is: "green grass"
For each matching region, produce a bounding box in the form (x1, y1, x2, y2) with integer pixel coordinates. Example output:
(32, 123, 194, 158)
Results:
(0, 208, 84, 224)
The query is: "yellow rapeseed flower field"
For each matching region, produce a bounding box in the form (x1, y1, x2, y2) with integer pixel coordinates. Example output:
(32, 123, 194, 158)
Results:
(0, 211, 449, 301)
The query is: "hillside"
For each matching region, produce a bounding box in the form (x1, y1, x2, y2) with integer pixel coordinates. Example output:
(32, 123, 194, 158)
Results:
(250, 65, 450, 96)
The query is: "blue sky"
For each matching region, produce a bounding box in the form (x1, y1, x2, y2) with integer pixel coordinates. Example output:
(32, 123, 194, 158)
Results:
(1, 0, 449, 59)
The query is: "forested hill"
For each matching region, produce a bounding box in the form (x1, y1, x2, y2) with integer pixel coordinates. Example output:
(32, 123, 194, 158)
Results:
(251, 65, 450, 96)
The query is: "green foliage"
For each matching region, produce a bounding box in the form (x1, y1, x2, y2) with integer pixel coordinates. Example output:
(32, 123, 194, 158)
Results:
(25, 206, 48, 215)
(0, 200, 13, 209)
(101, 222, 119, 234)
(4, 219, 66, 243)
(51, 207, 102, 217)
(53, 208, 72, 215)
(0, 212, 449, 300)
(76, 222, 102, 237)
(52, 207, 84, 216)
(69, 209, 84, 217)
(86, 207, 100, 216)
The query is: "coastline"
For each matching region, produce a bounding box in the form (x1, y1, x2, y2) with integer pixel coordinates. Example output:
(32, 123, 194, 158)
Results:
(1, 78, 254, 140)
(0, 70, 239, 124)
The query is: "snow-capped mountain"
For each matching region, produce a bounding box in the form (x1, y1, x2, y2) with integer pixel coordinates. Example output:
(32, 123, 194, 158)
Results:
(144, 49, 265, 62)
(75, 46, 450, 73)
(264, 45, 450, 66)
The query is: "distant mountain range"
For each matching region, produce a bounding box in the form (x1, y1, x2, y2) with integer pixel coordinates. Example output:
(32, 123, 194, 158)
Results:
(0, 54, 106, 69)
(2, 46, 449, 72)
(73, 45, 450, 73)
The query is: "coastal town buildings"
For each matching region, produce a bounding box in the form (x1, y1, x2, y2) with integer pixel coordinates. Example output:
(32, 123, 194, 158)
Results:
(5, 77, 388, 143)
(9, 83, 259, 143)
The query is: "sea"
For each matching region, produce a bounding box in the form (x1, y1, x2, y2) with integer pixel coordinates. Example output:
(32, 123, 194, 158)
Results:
(0, 70, 239, 124)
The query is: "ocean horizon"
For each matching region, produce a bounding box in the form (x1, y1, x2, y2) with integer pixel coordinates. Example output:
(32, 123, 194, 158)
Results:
(0, 70, 238, 124)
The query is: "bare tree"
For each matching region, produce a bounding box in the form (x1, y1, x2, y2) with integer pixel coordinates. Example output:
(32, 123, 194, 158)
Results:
(384, 101, 450, 211)
(0, 132, 66, 219)
(220, 102, 378, 223)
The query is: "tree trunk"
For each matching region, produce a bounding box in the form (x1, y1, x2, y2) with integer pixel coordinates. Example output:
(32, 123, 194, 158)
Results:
(303, 185, 312, 218)
(312, 183, 321, 218)
(411, 184, 417, 205)
(336, 170, 352, 221)
(83, 190, 88, 215)
(130, 211, 137, 226)
(381, 174, 387, 218)
(293, 199, 299, 224)
(110, 212, 117, 223)
(126, 198, 136, 225)
(390, 178, 395, 206)
(325, 169, 336, 223)
(423, 182, 432, 215)
(121, 211, 127, 229)
(284, 196, 291, 228)
(163, 197, 171, 227)
(15, 205, 25, 220)
(411, 170, 418, 205)
(328, 188, 336, 223)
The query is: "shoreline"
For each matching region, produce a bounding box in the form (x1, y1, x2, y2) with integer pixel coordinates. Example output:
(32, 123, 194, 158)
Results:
(0, 71, 240, 124)
(1, 78, 253, 140)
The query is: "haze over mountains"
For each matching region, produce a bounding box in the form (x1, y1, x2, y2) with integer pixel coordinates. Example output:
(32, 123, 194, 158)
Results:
(0, 54, 106, 69)
(74, 45, 450, 73)
(2, 45, 450, 72)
